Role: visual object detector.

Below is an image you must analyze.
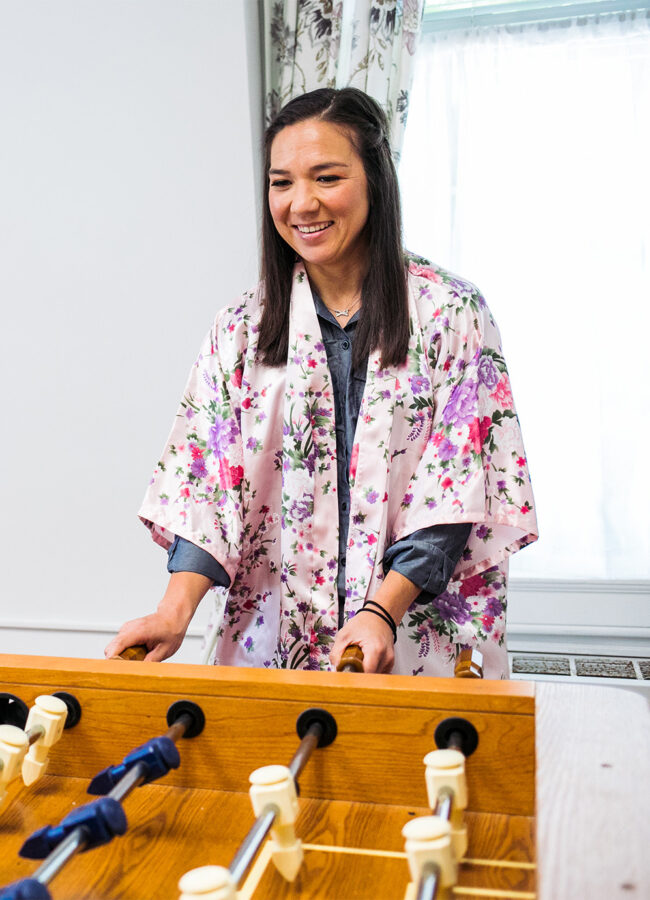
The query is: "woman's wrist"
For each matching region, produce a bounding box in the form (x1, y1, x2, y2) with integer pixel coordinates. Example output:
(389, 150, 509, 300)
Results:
(158, 572, 211, 626)
(369, 570, 421, 627)
(359, 601, 397, 642)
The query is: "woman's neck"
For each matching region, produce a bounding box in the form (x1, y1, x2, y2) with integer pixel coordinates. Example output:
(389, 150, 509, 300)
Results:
(304, 257, 368, 312)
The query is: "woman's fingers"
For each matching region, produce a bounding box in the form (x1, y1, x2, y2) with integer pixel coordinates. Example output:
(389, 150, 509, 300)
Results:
(104, 613, 183, 662)
(104, 620, 147, 659)
(142, 641, 172, 662)
(331, 613, 395, 674)
(361, 637, 394, 674)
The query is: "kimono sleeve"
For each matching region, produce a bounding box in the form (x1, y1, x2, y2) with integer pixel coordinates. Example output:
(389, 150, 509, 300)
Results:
(392, 279, 538, 579)
(138, 308, 246, 585)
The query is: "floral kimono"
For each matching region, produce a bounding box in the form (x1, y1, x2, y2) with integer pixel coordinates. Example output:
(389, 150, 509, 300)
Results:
(139, 258, 538, 677)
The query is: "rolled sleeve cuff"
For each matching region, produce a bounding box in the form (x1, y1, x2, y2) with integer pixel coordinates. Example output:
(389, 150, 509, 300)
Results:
(382, 524, 472, 599)
(167, 536, 230, 588)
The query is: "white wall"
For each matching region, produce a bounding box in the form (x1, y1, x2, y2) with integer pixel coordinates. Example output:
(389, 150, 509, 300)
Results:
(0, 1, 263, 662)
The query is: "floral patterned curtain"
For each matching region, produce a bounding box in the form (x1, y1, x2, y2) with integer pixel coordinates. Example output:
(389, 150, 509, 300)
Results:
(263, 0, 425, 159)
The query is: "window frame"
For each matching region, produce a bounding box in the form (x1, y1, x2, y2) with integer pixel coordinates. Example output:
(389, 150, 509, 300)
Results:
(423, 0, 650, 32)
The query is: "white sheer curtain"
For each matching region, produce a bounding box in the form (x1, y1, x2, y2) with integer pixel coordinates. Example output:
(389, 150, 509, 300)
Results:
(400, 10, 650, 580)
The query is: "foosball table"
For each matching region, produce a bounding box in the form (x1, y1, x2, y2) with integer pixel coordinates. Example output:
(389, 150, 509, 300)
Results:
(0, 653, 647, 899)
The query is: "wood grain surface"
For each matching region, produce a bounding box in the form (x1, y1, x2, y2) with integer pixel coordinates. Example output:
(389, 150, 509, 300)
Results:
(0, 656, 536, 815)
(1, 775, 534, 900)
(0, 654, 536, 713)
(535, 682, 650, 900)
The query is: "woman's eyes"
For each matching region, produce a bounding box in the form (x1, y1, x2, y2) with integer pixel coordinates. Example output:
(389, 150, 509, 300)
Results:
(269, 175, 341, 188)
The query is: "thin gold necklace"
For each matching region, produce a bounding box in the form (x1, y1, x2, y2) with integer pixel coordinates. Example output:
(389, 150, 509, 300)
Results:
(324, 297, 361, 319)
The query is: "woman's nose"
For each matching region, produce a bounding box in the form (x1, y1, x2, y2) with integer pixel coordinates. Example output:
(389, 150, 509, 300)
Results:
(290, 182, 319, 215)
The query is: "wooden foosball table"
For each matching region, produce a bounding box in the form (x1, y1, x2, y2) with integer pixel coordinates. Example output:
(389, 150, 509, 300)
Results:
(0, 654, 647, 899)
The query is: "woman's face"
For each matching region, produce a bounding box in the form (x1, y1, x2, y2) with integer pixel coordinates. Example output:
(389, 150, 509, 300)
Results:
(268, 118, 370, 273)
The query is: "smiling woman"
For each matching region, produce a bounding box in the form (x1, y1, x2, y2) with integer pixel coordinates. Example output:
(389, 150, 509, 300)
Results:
(106, 88, 538, 677)
(267, 119, 370, 301)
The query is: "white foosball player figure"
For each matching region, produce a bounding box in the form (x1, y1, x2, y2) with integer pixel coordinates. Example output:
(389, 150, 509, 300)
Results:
(22, 695, 69, 786)
(0, 725, 30, 808)
(0, 695, 68, 808)
(178, 762, 303, 898)
(423, 748, 468, 858)
(402, 815, 457, 900)
(248, 764, 303, 881)
(178, 865, 237, 900)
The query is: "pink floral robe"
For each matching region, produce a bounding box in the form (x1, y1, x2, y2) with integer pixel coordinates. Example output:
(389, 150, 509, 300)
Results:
(139, 258, 538, 677)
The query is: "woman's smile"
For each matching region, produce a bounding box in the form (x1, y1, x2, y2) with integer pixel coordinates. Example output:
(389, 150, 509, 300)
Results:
(294, 221, 334, 235)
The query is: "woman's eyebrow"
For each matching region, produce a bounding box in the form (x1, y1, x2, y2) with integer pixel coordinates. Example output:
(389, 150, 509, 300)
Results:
(269, 162, 350, 175)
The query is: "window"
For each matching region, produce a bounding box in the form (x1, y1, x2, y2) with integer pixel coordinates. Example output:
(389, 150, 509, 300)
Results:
(400, 1, 650, 581)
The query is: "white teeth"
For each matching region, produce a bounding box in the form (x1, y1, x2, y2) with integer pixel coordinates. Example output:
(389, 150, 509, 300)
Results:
(296, 223, 331, 234)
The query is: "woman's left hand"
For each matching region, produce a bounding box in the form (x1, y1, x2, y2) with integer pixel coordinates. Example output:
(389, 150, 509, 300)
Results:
(330, 611, 395, 674)
(330, 571, 423, 673)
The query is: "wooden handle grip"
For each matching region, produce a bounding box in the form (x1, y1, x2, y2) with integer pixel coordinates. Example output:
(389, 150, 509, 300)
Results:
(112, 645, 148, 662)
(337, 644, 365, 673)
(454, 647, 484, 679)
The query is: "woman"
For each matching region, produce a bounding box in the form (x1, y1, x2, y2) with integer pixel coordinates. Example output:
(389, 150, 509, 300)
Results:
(105, 88, 537, 676)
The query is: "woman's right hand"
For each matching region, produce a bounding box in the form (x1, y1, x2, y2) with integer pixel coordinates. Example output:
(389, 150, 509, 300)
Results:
(104, 610, 189, 661)
(104, 571, 212, 662)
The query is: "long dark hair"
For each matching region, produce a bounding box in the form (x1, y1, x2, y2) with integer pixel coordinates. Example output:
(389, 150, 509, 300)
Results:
(258, 87, 409, 370)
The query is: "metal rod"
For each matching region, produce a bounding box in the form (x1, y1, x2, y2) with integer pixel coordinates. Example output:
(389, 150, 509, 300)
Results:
(32, 827, 89, 884)
(28, 715, 193, 889)
(108, 713, 192, 802)
(227, 717, 323, 886)
(108, 760, 147, 803)
(228, 804, 279, 885)
(434, 786, 454, 822)
(165, 712, 192, 744)
(288, 722, 323, 781)
(416, 861, 442, 900)
(25, 725, 45, 748)
(446, 731, 464, 754)
(108, 713, 192, 803)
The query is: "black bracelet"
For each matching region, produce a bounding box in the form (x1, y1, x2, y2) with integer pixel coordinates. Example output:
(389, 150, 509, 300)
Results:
(364, 599, 398, 635)
(357, 606, 397, 643)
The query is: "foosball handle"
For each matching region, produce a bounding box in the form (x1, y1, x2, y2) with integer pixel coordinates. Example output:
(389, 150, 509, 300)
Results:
(337, 644, 364, 673)
(454, 647, 483, 679)
(113, 645, 148, 662)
